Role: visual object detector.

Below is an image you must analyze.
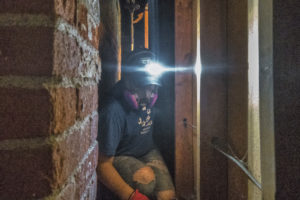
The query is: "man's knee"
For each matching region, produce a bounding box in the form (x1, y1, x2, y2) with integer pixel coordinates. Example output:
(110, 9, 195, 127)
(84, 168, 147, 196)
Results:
(133, 166, 156, 196)
(133, 166, 155, 184)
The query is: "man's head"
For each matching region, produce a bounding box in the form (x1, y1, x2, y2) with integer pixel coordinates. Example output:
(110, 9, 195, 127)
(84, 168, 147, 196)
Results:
(122, 50, 162, 108)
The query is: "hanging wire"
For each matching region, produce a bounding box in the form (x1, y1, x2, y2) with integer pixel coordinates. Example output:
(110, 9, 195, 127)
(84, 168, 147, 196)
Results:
(181, 118, 260, 189)
(211, 137, 262, 190)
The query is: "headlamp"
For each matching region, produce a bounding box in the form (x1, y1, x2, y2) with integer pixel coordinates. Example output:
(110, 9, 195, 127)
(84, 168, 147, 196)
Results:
(145, 62, 166, 77)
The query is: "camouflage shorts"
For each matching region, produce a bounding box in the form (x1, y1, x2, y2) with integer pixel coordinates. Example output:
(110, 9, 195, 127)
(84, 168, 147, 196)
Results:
(113, 149, 175, 199)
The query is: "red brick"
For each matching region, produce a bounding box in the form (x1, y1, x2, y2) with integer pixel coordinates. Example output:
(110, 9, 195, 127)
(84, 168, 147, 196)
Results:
(0, 145, 54, 199)
(55, 0, 76, 24)
(83, 113, 99, 148)
(0, 141, 98, 199)
(80, 172, 97, 200)
(74, 143, 98, 199)
(53, 29, 101, 78)
(0, 87, 52, 140)
(0, 107, 98, 199)
(56, 182, 76, 200)
(0, 27, 54, 76)
(0, 87, 82, 139)
(91, 25, 100, 49)
(77, 4, 88, 31)
(83, 113, 98, 149)
(90, 112, 99, 142)
(52, 119, 97, 188)
(49, 87, 77, 135)
(0, 27, 100, 78)
(53, 30, 82, 77)
(77, 85, 98, 120)
(77, 4, 100, 49)
(0, 0, 54, 15)
(0, 0, 76, 23)
(77, 5, 88, 39)
(0, 22, 98, 79)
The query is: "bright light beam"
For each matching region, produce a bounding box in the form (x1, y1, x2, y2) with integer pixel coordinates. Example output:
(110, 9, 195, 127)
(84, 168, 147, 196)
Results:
(145, 63, 166, 77)
(124, 64, 201, 76)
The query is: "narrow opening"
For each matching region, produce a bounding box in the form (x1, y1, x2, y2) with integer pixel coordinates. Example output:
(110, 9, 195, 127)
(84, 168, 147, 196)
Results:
(120, 0, 176, 179)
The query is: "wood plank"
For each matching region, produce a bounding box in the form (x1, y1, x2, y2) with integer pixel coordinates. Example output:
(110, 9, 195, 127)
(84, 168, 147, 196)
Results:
(258, 0, 276, 199)
(227, 0, 249, 199)
(175, 0, 195, 198)
(199, 0, 228, 199)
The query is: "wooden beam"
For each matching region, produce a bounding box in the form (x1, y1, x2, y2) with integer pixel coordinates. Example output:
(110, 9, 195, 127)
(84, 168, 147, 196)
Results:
(227, 0, 249, 199)
(258, 0, 276, 199)
(175, 0, 195, 198)
(199, 0, 228, 199)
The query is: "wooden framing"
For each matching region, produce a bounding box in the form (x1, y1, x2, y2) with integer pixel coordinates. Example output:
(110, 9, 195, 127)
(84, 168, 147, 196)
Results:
(175, 0, 228, 199)
(175, 0, 196, 198)
(258, 0, 276, 199)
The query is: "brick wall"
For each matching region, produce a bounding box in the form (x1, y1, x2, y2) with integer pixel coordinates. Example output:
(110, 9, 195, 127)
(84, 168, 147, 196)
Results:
(0, 0, 101, 199)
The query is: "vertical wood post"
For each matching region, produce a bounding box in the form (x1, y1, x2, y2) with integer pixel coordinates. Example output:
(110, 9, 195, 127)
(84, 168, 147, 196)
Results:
(258, 0, 276, 199)
(175, 0, 195, 198)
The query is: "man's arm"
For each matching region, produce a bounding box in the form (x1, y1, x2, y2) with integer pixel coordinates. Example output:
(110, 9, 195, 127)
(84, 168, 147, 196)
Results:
(97, 152, 135, 200)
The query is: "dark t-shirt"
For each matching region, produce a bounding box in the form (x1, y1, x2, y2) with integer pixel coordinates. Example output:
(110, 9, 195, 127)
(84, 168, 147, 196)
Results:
(98, 81, 156, 157)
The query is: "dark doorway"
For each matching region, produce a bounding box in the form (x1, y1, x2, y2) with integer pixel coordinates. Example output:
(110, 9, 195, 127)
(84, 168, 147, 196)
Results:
(120, 0, 175, 178)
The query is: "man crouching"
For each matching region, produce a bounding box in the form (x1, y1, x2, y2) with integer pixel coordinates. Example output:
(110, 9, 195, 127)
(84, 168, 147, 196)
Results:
(97, 50, 176, 200)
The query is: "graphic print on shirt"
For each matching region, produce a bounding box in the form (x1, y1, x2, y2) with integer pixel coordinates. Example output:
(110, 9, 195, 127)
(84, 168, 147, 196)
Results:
(138, 106, 153, 135)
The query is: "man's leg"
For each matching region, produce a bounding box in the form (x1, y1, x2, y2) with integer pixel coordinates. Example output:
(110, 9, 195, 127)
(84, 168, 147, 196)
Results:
(140, 149, 176, 200)
(113, 155, 156, 198)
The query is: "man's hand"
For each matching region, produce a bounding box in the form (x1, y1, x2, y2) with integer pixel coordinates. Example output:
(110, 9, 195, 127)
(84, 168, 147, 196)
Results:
(129, 189, 149, 200)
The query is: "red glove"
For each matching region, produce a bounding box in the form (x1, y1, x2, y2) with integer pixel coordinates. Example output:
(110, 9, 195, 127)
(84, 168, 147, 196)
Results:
(129, 189, 149, 200)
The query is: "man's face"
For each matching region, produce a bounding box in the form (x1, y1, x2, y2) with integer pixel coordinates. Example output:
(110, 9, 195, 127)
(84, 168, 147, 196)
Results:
(133, 85, 158, 105)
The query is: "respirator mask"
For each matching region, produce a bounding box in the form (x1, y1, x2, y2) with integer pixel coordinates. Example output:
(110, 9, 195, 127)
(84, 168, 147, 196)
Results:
(122, 50, 164, 110)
